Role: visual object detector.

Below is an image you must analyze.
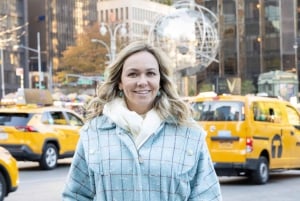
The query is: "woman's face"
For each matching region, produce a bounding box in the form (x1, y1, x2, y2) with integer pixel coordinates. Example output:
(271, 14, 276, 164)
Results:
(119, 51, 160, 114)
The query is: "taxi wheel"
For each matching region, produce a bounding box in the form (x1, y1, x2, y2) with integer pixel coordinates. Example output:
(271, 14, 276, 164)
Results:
(0, 172, 7, 201)
(39, 143, 58, 170)
(250, 156, 269, 184)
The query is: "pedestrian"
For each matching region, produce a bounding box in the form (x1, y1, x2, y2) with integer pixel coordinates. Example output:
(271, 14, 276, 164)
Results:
(62, 41, 222, 201)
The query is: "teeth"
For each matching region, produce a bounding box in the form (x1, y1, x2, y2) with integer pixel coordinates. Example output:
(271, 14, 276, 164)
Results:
(136, 91, 149, 94)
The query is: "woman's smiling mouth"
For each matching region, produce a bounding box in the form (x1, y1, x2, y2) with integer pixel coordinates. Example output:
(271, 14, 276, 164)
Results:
(134, 90, 151, 94)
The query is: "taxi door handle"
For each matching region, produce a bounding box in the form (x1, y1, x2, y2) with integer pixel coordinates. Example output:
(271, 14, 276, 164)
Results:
(290, 131, 294, 136)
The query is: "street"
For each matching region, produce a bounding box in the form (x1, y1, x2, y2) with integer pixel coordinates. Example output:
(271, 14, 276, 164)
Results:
(220, 171, 300, 201)
(5, 159, 300, 201)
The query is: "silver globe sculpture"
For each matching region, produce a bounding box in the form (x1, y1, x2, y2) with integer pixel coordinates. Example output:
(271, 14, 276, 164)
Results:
(149, 0, 219, 71)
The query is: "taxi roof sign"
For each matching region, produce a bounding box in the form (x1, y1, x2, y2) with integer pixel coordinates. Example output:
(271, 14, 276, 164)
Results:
(15, 88, 53, 106)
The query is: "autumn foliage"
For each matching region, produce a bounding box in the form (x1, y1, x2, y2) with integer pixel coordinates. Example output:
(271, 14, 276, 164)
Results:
(58, 23, 110, 83)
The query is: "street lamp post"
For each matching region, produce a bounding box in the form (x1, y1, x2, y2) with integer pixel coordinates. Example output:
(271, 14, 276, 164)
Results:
(0, 48, 4, 98)
(91, 38, 111, 62)
(15, 32, 42, 89)
(294, 40, 298, 80)
(92, 22, 127, 62)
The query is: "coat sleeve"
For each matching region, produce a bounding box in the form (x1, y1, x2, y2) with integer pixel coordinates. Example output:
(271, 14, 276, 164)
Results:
(62, 137, 96, 201)
(188, 130, 223, 201)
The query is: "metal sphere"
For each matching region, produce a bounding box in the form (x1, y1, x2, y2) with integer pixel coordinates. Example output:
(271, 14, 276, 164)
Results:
(149, 0, 219, 71)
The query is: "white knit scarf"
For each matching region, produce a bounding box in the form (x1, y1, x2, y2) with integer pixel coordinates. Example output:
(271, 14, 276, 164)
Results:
(103, 98, 162, 147)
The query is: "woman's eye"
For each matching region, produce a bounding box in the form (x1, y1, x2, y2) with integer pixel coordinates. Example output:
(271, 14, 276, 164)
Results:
(147, 72, 156, 76)
(128, 72, 137, 77)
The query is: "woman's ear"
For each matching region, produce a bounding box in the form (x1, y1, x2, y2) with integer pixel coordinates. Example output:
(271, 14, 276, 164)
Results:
(118, 82, 122, 90)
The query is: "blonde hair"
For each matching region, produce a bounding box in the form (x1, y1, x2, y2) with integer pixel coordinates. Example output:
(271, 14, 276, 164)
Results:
(85, 41, 193, 126)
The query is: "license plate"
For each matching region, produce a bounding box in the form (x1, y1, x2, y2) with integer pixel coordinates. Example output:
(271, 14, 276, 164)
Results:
(219, 141, 233, 149)
(0, 133, 8, 140)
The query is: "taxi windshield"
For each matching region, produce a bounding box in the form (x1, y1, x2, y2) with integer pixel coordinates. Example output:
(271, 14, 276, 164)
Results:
(192, 101, 245, 121)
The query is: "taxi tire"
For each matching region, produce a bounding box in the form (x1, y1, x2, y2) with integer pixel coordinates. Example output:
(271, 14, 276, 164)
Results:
(39, 143, 58, 170)
(0, 172, 7, 201)
(250, 156, 269, 184)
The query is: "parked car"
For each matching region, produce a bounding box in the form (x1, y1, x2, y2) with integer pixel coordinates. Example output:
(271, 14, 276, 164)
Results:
(0, 105, 84, 170)
(190, 94, 300, 184)
(0, 146, 19, 200)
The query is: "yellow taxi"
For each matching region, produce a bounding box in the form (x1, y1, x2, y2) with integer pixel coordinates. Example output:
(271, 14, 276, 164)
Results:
(0, 105, 84, 170)
(190, 94, 300, 184)
(0, 146, 19, 200)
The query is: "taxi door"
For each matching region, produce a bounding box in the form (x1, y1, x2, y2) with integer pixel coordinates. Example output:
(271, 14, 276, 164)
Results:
(64, 111, 83, 150)
(47, 111, 82, 154)
(285, 105, 300, 167)
(260, 102, 293, 168)
(251, 101, 292, 169)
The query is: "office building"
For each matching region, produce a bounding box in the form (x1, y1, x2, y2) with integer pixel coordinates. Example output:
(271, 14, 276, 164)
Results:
(0, 0, 27, 97)
(97, 0, 173, 43)
(197, 0, 300, 96)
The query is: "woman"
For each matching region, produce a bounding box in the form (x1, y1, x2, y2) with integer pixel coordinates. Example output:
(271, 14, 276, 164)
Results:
(62, 41, 222, 201)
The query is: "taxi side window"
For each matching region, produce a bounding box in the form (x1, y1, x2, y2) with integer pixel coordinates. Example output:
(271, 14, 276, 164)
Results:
(50, 111, 67, 125)
(66, 112, 83, 126)
(253, 102, 282, 123)
(253, 102, 267, 121)
(268, 103, 283, 123)
(191, 102, 203, 121)
(41, 112, 52, 124)
(286, 105, 300, 126)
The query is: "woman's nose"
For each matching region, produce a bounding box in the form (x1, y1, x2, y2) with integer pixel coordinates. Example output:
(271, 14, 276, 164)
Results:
(137, 75, 147, 86)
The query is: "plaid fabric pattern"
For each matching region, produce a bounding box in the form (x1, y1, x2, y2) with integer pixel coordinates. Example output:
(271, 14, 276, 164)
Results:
(62, 116, 222, 201)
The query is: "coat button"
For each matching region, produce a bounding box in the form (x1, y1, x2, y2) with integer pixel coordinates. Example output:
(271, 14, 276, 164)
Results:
(187, 149, 193, 156)
(138, 155, 144, 163)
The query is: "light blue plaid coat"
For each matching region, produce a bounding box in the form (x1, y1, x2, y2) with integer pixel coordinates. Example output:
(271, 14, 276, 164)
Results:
(62, 115, 222, 201)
